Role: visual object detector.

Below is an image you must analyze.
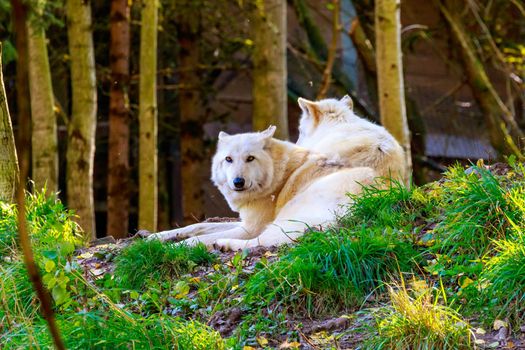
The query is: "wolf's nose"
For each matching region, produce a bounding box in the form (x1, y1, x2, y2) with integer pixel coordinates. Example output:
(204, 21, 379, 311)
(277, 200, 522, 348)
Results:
(233, 177, 245, 189)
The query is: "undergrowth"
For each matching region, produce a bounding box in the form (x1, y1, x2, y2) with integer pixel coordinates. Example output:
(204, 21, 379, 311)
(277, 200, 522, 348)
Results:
(3, 310, 224, 349)
(3, 161, 525, 347)
(114, 239, 216, 290)
(367, 282, 473, 349)
(245, 228, 418, 315)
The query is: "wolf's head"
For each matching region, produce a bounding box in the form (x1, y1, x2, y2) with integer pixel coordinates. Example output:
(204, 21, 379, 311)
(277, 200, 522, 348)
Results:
(296, 95, 356, 145)
(211, 126, 277, 204)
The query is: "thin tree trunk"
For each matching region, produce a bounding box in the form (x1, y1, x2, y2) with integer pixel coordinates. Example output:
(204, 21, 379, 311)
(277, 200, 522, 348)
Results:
(178, 15, 205, 224)
(0, 44, 20, 203)
(27, 2, 58, 194)
(252, 0, 289, 139)
(290, 0, 375, 120)
(440, 0, 524, 158)
(375, 0, 411, 181)
(317, 0, 340, 100)
(66, 0, 97, 240)
(11, 0, 31, 182)
(107, 0, 131, 238)
(138, 0, 158, 232)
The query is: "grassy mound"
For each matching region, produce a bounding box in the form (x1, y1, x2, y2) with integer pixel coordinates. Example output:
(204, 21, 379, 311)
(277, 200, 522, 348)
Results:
(114, 239, 216, 290)
(245, 228, 418, 315)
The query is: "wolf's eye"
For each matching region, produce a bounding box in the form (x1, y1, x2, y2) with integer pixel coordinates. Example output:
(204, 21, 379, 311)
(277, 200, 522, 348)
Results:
(225, 156, 233, 163)
(246, 156, 255, 162)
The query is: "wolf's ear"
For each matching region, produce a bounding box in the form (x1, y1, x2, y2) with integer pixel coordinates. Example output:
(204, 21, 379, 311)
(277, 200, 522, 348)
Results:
(341, 95, 354, 110)
(297, 97, 320, 123)
(260, 125, 276, 139)
(218, 131, 230, 141)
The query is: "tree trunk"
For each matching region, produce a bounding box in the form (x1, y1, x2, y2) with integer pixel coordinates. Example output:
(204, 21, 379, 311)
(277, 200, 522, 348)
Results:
(178, 15, 205, 224)
(317, 0, 340, 100)
(11, 0, 31, 183)
(107, 0, 131, 238)
(66, 0, 97, 240)
(0, 44, 20, 203)
(440, 0, 524, 159)
(375, 0, 411, 182)
(138, 0, 158, 232)
(252, 0, 289, 139)
(27, 2, 58, 194)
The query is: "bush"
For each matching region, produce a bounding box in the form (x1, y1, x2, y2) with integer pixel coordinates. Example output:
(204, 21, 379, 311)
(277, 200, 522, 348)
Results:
(3, 311, 224, 350)
(114, 239, 216, 290)
(432, 165, 524, 258)
(481, 232, 525, 325)
(245, 229, 418, 315)
(367, 284, 473, 350)
(0, 189, 83, 258)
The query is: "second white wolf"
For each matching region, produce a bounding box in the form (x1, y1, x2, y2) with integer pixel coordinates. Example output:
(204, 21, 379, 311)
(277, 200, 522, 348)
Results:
(149, 96, 406, 250)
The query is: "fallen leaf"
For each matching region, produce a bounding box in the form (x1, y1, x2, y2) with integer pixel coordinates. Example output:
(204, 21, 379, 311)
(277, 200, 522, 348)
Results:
(475, 327, 486, 335)
(257, 336, 268, 346)
(459, 276, 474, 289)
(189, 277, 200, 284)
(493, 319, 508, 330)
(474, 339, 485, 345)
(263, 251, 277, 258)
(279, 340, 301, 349)
(243, 347, 256, 350)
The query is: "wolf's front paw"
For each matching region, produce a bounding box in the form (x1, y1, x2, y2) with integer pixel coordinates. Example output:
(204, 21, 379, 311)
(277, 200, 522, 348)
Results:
(145, 232, 163, 241)
(181, 236, 215, 249)
(215, 238, 257, 251)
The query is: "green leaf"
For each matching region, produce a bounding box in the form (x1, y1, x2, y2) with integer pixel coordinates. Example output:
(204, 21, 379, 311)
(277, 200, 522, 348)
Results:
(45, 259, 56, 272)
(59, 241, 75, 256)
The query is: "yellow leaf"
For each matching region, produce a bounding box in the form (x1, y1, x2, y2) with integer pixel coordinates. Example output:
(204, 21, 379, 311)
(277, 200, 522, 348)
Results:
(189, 277, 201, 284)
(243, 347, 256, 350)
(263, 251, 277, 258)
(475, 327, 486, 335)
(459, 276, 474, 289)
(45, 260, 56, 273)
(493, 319, 508, 330)
(257, 336, 269, 346)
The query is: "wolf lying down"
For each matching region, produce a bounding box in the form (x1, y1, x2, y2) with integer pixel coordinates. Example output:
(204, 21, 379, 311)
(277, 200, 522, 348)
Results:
(149, 96, 405, 251)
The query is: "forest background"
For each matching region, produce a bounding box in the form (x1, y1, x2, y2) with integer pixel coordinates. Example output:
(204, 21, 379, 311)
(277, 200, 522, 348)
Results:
(1, 0, 524, 240)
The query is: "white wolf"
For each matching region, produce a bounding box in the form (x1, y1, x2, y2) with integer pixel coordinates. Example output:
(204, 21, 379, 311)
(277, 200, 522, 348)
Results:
(149, 126, 376, 250)
(296, 95, 406, 182)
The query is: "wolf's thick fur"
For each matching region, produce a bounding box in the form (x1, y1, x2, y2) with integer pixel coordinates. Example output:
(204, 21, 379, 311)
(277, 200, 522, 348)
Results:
(149, 126, 376, 250)
(296, 95, 406, 182)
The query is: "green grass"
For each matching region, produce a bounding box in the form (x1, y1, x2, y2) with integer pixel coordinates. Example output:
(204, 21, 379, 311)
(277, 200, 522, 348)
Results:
(0, 189, 83, 258)
(2, 310, 224, 349)
(113, 239, 216, 290)
(431, 165, 524, 258)
(0, 260, 36, 320)
(245, 228, 418, 315)
(340, 180, 426, 230)
(367, 284, 473, 350)
(481, 232, 525, 325)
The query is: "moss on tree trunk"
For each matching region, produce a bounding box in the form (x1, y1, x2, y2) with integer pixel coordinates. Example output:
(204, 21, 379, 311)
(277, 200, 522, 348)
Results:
(138, 0, 159, 232)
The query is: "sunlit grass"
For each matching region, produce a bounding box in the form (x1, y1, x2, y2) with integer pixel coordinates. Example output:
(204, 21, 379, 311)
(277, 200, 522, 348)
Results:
(368, 282, 473, 349)
(245, 228, 418, 315)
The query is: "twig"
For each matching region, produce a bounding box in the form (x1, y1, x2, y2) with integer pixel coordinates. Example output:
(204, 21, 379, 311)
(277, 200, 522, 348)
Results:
(421, 80, 465, 115)
(317, 0, 340, 99)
